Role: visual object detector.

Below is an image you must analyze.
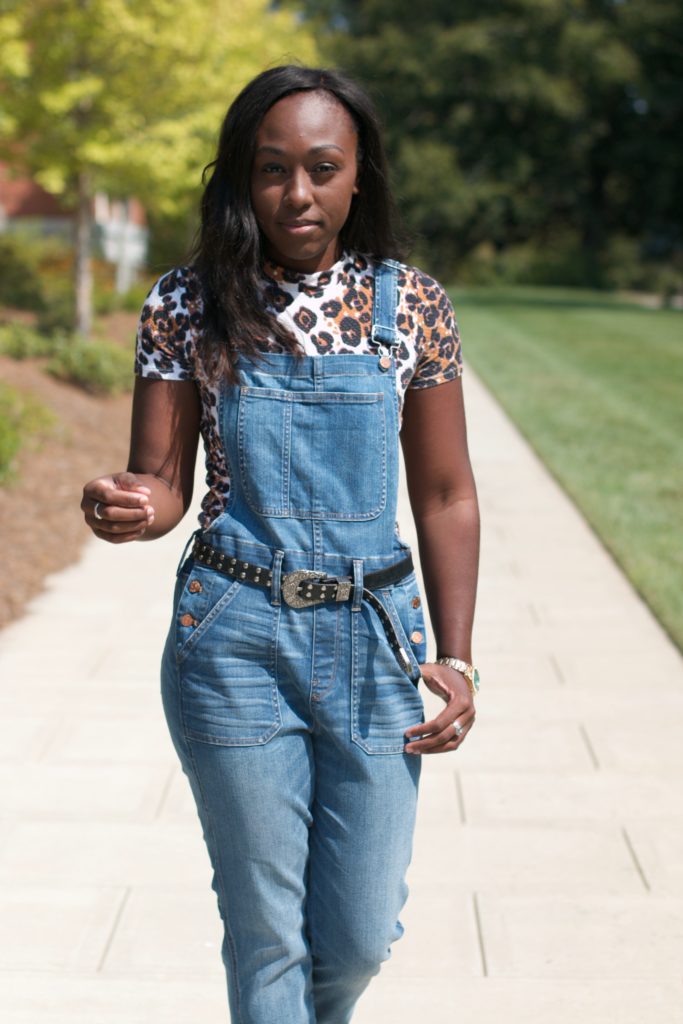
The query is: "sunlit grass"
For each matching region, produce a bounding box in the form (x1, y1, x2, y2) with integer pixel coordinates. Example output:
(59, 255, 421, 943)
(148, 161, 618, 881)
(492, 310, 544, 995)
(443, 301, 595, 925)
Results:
(451, 286, 683, 651)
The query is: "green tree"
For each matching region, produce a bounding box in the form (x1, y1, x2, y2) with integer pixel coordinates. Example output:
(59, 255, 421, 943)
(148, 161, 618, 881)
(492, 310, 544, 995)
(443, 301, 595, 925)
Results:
(302, 0, 682, 282)
(0, 0, 316, 336)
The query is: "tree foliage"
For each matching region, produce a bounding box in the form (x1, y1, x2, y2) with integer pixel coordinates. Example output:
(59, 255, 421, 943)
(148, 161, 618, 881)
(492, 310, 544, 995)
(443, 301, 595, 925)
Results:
(0, 0, 317, 215)
(302, 0, 683, 281)
(0, 0, 317, 332)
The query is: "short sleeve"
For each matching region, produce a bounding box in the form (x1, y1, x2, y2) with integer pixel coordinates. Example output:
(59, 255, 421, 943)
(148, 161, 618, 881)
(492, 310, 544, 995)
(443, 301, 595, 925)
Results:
(405, 270, 463, 390)
(134, 266, 204, 380)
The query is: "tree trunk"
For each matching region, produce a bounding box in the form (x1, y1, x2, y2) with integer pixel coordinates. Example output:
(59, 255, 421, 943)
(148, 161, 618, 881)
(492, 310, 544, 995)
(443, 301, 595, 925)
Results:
(75, 169, 93, 339)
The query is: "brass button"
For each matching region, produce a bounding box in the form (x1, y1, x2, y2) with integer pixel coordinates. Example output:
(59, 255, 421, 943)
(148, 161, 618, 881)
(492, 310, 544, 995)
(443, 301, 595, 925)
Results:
(410, 630, 423, 644)
(188, 580, 203, 594)
(411, 596, 421, 608)
(180, 613, 197, 628)
(379, 355, 392, 370)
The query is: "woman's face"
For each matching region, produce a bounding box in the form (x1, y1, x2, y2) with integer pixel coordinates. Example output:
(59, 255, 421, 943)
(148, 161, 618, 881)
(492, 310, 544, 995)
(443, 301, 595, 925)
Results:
(250, 90, 360, 273)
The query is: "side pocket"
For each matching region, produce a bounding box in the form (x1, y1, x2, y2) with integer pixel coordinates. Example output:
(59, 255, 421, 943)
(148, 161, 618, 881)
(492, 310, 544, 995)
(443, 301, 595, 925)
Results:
(175, 565, 241, 662)
(380, 572, 428, 679)
(351, 597, 424, 755)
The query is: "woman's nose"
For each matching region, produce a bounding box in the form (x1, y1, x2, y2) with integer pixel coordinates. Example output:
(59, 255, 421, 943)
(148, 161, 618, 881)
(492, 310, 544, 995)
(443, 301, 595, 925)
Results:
(284, 169, 312, 208)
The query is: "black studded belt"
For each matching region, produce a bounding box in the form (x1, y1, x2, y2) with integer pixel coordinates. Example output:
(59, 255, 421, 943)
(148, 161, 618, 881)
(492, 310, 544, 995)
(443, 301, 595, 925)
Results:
(189, 538, 416, 676)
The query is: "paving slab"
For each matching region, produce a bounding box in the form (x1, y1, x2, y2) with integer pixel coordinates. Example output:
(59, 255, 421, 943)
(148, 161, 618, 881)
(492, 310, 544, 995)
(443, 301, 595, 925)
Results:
(0, 822, 213, 887)
(1, 367, 682, 1023)
(625, 818, 683, 897)
(476, 894, 683, 978)
(0, 885, 124, 973)
(0, 763, 170, 821)
(100, 885, 224, 976)
(459, 770, 683, 824)
(354, 978, 683, 1024)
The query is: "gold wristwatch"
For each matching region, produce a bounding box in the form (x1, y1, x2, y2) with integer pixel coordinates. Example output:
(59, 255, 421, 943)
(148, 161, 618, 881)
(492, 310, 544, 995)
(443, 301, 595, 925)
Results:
(435, 657, 480, 698)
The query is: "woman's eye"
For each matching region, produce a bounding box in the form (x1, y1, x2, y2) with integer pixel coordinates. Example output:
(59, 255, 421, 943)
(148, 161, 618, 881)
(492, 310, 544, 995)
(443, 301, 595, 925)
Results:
(313, 163, 336, 174)
(261, 163, 285, 174)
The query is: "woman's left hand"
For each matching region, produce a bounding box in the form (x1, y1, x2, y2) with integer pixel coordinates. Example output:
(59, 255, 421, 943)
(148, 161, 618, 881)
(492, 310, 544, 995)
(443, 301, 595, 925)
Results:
(404, 662, 476, 754)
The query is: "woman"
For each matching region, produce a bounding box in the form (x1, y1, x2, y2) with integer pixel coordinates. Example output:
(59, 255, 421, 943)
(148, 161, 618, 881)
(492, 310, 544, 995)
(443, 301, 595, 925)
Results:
(82, 65, 479, 1024)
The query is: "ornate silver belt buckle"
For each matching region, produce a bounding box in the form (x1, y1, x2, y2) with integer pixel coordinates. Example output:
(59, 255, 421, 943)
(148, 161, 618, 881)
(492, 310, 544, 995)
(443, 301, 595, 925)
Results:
(281, 569, 323, 608)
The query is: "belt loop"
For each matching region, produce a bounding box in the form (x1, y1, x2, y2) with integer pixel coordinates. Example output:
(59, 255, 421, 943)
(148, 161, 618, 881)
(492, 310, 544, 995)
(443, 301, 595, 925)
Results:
(351, 558, 364, 612)
(270, 549, 285, 606)
(176, 528, 200, 577)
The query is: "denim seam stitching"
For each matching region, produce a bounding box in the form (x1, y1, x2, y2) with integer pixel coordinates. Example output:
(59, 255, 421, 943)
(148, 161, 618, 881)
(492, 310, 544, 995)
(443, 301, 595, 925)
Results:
(183, 737, 245, 1023)
(183, 596, 282, 746)
(350, 608, 408, 756)
(378, 588, 422, 681)
(237, 388, 387, 521)
(176, 577, 241, 664)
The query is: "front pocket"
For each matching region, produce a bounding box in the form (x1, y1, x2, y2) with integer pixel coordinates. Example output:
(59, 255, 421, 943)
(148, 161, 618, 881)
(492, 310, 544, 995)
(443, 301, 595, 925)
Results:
(238, 387, 387, 520)
(178, 576, 281, 747)
(351, 600, 424, 755)
(380, 572, 428, 677)
(175, 564, 241, 661)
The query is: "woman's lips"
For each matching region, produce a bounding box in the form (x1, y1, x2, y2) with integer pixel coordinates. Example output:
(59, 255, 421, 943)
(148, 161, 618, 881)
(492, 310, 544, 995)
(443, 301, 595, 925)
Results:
(279, 221, 319, 234)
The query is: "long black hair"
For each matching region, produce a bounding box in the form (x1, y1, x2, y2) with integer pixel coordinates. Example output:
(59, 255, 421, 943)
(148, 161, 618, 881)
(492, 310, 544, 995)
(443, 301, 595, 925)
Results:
(188, 65, 404, 382)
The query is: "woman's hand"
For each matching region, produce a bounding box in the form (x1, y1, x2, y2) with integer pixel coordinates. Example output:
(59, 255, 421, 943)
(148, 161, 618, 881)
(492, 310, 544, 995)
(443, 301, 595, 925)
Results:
(82, 471, 154, 543)
(404, 662, 476, 754)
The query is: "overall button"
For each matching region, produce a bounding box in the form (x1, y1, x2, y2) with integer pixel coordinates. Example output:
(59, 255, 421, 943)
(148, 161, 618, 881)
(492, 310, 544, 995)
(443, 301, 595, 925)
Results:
(188, 580, 203, 594)
(410, 630, 423, 644)
(378, 354, 392, 371)
(411, 596, 421, 608)
(180, 613, 198, 628)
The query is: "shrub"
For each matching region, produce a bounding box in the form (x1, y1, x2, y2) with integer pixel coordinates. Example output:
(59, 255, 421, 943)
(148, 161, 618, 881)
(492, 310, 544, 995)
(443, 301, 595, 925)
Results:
(47, 337, 134, 395)
(119, 279, 157, 312)
(0, 322, 58, 359)
(601, 235, 683, 304)
(93, 276, 157, 316)
(0, 236, 46, 311)
(0, 383, 54, 484)
(36, 283, 76, 335)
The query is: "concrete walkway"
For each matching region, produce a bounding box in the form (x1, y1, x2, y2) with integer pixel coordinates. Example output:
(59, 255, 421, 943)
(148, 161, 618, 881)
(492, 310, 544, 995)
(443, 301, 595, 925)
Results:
(1, 369, 682, 1023)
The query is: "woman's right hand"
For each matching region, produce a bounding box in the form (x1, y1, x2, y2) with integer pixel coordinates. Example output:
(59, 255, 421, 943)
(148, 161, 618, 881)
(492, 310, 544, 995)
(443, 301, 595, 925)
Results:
(82, 471, 155, 543)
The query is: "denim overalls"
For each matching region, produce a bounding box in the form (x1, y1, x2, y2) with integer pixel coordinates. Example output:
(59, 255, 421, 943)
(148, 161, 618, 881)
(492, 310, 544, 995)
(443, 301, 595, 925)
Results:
(161, 260, 428, 1024)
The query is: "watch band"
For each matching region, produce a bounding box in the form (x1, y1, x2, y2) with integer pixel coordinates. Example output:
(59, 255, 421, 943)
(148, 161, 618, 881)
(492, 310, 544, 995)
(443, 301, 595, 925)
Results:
(435, 656, 480, 698)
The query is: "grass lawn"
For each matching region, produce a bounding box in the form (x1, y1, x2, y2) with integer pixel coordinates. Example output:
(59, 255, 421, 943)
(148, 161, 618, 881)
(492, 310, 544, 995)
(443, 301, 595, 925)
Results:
(450, 286, 683, 652)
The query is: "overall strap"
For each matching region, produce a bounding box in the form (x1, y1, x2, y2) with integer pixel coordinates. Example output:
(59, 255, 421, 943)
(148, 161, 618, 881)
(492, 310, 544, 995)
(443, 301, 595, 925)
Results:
(371, 258, 400, 348)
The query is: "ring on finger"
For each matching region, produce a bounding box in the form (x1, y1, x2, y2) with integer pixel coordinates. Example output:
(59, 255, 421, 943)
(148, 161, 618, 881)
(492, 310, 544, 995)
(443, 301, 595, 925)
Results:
(93, 501, 105, 521)
(452, 721, 464, 738)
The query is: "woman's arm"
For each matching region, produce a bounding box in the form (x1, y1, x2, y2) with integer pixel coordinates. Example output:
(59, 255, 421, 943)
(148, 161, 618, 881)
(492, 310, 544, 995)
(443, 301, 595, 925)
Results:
(400, 377, 480, 753)
(81, 378, 201, 543)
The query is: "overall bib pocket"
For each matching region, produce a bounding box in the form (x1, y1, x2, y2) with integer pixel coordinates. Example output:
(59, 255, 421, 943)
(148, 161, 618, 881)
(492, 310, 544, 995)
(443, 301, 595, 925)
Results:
(238, 387, 387, 520)
(175, 567, 282, 747)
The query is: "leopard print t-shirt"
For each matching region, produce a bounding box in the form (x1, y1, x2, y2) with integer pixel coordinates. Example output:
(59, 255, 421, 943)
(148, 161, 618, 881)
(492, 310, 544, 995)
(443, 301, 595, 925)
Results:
(135, 251, 463, 528)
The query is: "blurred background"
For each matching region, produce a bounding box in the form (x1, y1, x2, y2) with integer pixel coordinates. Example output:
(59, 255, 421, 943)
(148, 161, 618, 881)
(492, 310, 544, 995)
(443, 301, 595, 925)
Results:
(0, 0, 681, 648)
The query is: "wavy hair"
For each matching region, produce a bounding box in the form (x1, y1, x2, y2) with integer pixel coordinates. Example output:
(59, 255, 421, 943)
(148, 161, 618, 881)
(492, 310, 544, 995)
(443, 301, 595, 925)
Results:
(188, 65, 404, 382)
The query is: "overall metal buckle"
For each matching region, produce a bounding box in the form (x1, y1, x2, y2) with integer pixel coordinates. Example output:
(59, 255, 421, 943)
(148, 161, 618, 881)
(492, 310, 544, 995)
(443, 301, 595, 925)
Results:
(281, 570, 353, 609)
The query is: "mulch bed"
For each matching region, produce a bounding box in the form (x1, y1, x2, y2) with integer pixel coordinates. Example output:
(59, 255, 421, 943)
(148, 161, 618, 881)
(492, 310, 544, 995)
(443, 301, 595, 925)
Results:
(0, 355, 132, 628)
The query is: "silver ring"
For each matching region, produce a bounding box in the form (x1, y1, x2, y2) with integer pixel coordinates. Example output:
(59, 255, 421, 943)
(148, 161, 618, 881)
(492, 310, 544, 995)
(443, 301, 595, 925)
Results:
(453, 721, 464, 738)
(93, 501, 105, 521)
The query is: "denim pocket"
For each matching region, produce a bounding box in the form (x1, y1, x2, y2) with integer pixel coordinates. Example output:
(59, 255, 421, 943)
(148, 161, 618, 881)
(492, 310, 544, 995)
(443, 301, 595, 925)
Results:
(380, 572, 428, 677)
(175, 564, 240, 661)
(176, 570, 281, 747)
(238, 387, 387, 520)
(351, 597, 424, 755)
